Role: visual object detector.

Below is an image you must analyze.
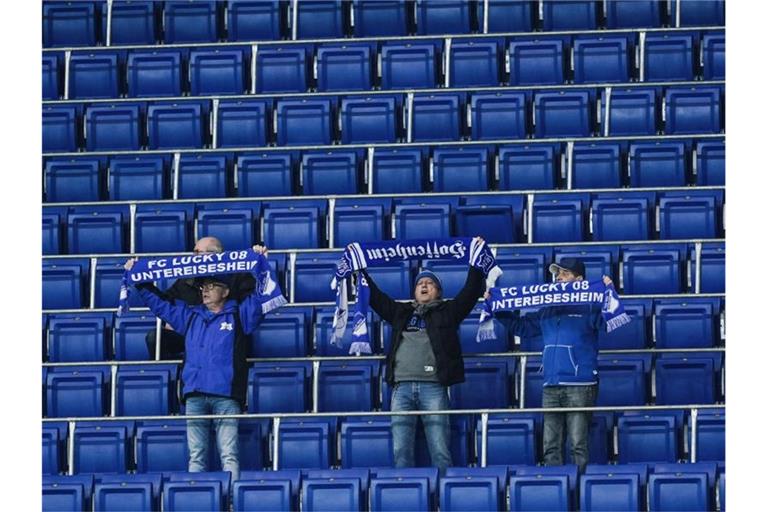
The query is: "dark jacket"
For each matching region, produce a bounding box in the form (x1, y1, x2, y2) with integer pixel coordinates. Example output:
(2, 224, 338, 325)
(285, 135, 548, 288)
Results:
(496, 304, 605, 386)
(364, 266, 486, 387)
(137, 280, 265, 407)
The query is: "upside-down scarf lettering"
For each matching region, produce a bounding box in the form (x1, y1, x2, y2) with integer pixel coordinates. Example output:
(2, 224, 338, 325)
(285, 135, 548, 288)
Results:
(117, 249, 287, 316)
(331, 238, 502, 355)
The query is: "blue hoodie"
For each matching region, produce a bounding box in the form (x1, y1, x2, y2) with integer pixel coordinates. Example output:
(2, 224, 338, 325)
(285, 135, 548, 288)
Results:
(496, 303, 605, 386)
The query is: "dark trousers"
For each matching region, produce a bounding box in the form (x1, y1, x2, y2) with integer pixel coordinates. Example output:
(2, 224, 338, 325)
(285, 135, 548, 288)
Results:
(542, 384, 598, 473)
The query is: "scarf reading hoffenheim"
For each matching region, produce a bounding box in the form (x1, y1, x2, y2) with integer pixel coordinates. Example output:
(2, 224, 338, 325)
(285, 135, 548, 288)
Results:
(477, 279, 631, 340)
(118, 249, 287, 316)
(331, 238, 502, 355)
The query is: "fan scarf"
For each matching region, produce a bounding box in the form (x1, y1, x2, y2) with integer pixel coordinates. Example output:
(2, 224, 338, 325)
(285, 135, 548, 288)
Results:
(478, 279, 631, 340)
(117, 249, 287, 316)
(331, 238, 502, 355)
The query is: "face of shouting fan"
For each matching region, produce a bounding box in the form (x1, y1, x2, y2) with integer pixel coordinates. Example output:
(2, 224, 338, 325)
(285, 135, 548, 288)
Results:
(414, 277, 441, 304)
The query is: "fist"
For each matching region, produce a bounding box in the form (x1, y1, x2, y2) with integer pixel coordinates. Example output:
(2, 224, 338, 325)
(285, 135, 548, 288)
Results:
(602, 275, 613, 286)
(124, 257, 138, 271)
(252, 244, 268, 257)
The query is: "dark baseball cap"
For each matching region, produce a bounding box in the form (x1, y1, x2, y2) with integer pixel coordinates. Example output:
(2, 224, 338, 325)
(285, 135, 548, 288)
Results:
(196, 274, 233, 289)
(549, 258, 586, 278)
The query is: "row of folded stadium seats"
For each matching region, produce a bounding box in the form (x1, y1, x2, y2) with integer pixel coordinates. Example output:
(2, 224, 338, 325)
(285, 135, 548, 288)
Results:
(42, 296, 724, 361)
(42, 351, 724, 420)
(42, 0, 726, 49)
(42, 464, 726, 511)
(43, 30, 724, 100)
(42, 86, 724, 152)
(43, 410, 724, 478)
(42, 139, 725, 204)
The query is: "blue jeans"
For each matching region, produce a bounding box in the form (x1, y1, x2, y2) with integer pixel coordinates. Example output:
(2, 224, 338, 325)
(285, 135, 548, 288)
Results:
(186, 395, 240, 481)
(542, 385, 597, 473)
(391, 381, 452, 473)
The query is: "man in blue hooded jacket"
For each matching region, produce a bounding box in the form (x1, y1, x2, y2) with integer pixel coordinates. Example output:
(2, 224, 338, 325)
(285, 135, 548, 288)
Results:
(494, 258, 612, 472)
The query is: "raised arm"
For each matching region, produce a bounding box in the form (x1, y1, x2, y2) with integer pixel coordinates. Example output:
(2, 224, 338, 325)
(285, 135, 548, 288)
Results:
(361, 270, 403, 324)
(237, 245, 276, 335)
(125, 258, 193, 333)
(494, 308, 543, 338)
(447, 266, 486, 321)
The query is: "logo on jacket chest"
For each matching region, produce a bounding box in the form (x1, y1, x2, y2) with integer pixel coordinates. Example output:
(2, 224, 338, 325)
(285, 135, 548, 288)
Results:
(405, 314, 427, 331)
(220, 321, 233, 331)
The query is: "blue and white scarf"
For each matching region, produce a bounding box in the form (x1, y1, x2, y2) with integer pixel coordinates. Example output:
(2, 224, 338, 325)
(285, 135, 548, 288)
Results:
(478, 279, 631, 340)
(118, 249, 287, 316)
(331, 238, 502, 355)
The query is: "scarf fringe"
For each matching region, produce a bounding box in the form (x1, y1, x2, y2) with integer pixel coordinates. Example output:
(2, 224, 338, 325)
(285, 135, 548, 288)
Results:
(261, 295, 288, 315)
(349, 342, 373, 355)
(475, 319, 498, 342)
(605, 312, 632, 333)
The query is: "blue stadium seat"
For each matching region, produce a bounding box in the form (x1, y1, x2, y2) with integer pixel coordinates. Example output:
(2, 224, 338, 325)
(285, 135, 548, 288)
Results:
(416, 0, 471, 34)
(134, 203, 194, 253)
(227, 0, 282, 40)
(522, 356, 544, 408)
(601, 88, 658, 136)
(571, 142, 623, 188)
(497, 144, 558, 190)
(617, 413, 679, 463)
(109, 155, 168, 201)
(95, 262, 140, 309)
(469, 92, 527, 141)
(375, 468, 439, 503)
(262, 200, 326, 249)
(340, 95, 400, 144)
(508, 37, 566, 86)
(275, 98, 334, 146)
(629, 140, 688, 187)
(249, 308, 310, 358)
(381, 40, 441, 89)
(85, 103, 142, 151)
(44, 158, 102, 202)
(255, 45, 310, 93)
(665, 86, 723, 134)
(432, 146, 490, 192)
(147, 101, 207, 150)
(370, 476, 430, 512)
(573, 35, 632, 83)
(277, 418, 335, 469)
(301, 478, 361, 511)
(459, 195, 525, 242)
(301, 150, 360, 194)
(43, 1, 98, 47)
(168, 472, 232, 509)
(451, 357, 511, 409)
(440, 476, 500, 512)
(514, 465, 579, 495)
(580, 473, 641, 511)
(411, 93, 462, 142)
(103, 0, 158, 45)
(542, 0, 598, 30)
(695, 140, 724, 186)
(658, 190, 723, 239)
(450, 38, 502, 87)
(114, 312, 156, 361)
(352, 0, 408, 36)
(177, 154, 229, 198)
(295, 0, 345, 38)
(163, 481, 223, 512)
(598, 298, 652, 350)
(73, 421, 133, 474)
(217, 101, 271, 147)
(232, 479, 292, 511)
(317, 43, 374, 92)
(69, 52, 120, 99)
(293, 253, 341, 303)
(66, 205, 129, 254)
(42, 258, 89, 309)
(494, 247, 553, 288)
(135, 420, 188, 472)
(46, 366, 109, 418)
(444, 467, 508, 501)
(693, 243, 725, 293)
(43, 53, 61, 100)
(532, 193, 588, 243)
(248, 362, 311, 413)
(371, 148, 425, 193)
(455, 204, 517, 244)
(164, 1, 218, 43)
(605, 0, 662, 28)
(42, 422, 67, 475)
(591, 192, 655, 241)
(317, 361, 377, 412)
(333, 197, 391, 246)
(702, 32, 725, 80)
(43, 482, 85, 512)
(480, 414, 538, 465)
(189, 48, 247, 95)
(621, 244, 687, 294)
(654, 298, 720, 349)
(127, 50, 184, 97)
(534, 90, 593, 137)
(116, 365, 176, 416)
(584, 462, 650, 486)
(692, 409, 725, 463)
(363, 261, 412, 300)
(644, 33, 696, 81)
(47, 313, 110, 362)
(478, 0, 533, 32)
(648, 473, 709, 511)
(238, 469, 302, 503)
(656, 356, 717, 405)
(43, 105, 79, 153)
(195, 201, 260, 249)
(553, 244, 619, 282)
(394, 202, 451, 239)
(673, 0, 725, 26)
(596, 354, 650, 406)
(236, 152, 294, 197)
(94, 479, 155, 512)
(341, 417, 394, 468)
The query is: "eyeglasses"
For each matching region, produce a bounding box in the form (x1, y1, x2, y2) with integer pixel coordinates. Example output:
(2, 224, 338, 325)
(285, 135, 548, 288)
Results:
(199, 282, 226, 291)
